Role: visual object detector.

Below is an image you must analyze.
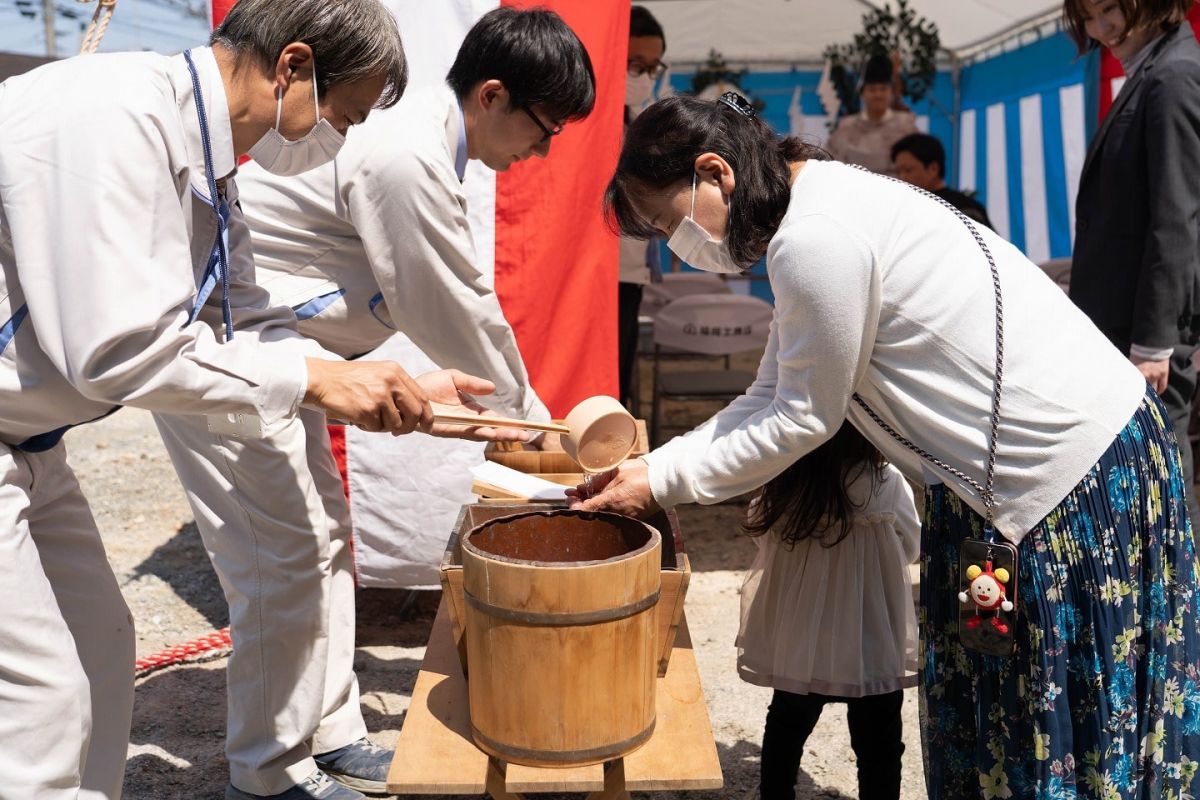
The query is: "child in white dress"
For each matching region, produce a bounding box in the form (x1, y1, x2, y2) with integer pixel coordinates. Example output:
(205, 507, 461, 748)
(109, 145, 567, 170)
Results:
(737, 422, 919, 800)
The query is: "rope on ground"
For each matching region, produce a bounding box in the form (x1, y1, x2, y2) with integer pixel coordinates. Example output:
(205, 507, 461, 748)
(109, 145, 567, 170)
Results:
(78, 0, 117, 55)
(135, 627, 232, 678)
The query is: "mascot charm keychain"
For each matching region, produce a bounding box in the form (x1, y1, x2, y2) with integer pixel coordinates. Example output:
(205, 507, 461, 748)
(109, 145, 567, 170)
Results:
(959, 557, 1015, 636)
(956, 536, 1019, 655)
(851, 174, 1018, 657)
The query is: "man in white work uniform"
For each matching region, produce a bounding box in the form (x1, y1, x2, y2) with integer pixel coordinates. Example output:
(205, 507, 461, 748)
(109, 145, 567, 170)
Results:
(0, 1, 521, 798)
(154, 8, 594, 799)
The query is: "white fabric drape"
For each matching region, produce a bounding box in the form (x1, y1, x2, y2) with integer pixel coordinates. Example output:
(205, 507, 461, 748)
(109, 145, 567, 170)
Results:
(346, 0, 499, 588)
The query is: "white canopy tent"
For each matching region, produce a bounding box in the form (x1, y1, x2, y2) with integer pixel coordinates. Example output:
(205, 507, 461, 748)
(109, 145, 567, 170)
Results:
(638, 0, 1063, 66)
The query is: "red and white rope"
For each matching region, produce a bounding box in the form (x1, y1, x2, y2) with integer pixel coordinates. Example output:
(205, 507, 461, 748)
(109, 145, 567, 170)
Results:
(134, 627, 231, 677)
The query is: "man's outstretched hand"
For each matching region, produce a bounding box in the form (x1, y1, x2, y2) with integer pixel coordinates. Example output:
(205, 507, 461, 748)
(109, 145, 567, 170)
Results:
(418, 369, 531, 443)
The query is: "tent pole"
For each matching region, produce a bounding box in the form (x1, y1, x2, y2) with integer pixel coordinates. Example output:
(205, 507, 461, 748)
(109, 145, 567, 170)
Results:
(42, 0, 56, 57)
(950, 54, 962, 187)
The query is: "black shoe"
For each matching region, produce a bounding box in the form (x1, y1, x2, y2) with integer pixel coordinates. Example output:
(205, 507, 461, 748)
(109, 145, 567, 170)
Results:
(225, 770, 366, 799)
(313, 738, 393, 796)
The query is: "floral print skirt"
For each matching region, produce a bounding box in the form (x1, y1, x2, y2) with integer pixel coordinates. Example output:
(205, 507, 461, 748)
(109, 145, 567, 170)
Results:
(921, 387, 1200, 799)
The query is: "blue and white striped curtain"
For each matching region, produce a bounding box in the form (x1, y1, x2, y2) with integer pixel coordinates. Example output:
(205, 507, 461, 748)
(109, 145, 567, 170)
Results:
(955, 32, 1097, 263)
(666, 30, 1096, 279)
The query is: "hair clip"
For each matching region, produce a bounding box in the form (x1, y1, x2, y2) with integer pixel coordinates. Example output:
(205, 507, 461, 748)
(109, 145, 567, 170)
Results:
(718, 91, 755, 119)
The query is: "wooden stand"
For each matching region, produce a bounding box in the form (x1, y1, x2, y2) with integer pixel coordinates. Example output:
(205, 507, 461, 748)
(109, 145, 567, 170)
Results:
(387, 599, 723, 797)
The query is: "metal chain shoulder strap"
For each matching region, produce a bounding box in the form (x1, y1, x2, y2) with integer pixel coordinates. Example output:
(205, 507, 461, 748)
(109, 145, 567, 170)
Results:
(846, 164, 1006, 533)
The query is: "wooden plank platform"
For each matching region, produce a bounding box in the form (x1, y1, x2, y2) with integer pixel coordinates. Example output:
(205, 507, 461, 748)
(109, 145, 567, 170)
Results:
(388, 598, 722, 796)
(623, 622, 722, 791)
(387, 601, 488, 794)
(504, 762, 606, 794)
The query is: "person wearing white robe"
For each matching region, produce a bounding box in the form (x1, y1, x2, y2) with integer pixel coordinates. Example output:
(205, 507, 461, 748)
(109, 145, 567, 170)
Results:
(153, 8, 595, 800)
(0, 2, 511, 798)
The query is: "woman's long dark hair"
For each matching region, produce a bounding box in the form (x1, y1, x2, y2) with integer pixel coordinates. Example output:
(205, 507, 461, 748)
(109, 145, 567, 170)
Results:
(604, 95, 827, 269)
(744, 422, 887, 548)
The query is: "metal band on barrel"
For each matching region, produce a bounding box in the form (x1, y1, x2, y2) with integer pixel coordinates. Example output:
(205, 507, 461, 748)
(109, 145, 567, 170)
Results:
(471, 719, 657, 764)
(463, 587, 660, 626)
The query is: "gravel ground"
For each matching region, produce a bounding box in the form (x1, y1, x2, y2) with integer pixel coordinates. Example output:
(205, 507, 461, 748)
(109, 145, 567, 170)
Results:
(64, 355, 928, 799)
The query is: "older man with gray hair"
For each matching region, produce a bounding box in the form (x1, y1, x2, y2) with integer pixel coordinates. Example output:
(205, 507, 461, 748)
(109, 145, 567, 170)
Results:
(0, 1, 520, 798)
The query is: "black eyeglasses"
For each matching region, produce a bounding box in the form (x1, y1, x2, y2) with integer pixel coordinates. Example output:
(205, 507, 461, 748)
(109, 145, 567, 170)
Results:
(627, 60, 668, 80)
(521, 105, 564, 143)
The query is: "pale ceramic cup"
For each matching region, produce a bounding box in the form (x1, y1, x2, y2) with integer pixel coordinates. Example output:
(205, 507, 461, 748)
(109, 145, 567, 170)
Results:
(561, 396, 638, 473)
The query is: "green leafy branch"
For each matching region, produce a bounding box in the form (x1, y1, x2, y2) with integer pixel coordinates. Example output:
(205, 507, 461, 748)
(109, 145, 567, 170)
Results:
(822, 0, 940, 111)
(690, 49, 767, 112)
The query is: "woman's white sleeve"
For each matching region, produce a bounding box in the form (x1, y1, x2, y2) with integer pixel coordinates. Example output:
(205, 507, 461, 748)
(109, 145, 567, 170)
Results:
(643, 213, 880, 507)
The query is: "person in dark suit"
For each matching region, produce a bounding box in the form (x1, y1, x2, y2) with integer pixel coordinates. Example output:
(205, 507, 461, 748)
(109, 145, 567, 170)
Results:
(890, 132, 993, 228)
(1066, 0, 1200, 538)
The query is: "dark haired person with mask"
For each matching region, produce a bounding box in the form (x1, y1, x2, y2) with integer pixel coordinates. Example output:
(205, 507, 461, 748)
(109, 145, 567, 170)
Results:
(573, 92, 1200, 798)
(0, 0, 519, 797)
(625, 6, 667, 118)
(155, 10, 594, 799)
(826, 53, 917, 175)
(1064, 0, 1200, 545)
(619, 4, 667, 408)
(891, 132, 992, 229)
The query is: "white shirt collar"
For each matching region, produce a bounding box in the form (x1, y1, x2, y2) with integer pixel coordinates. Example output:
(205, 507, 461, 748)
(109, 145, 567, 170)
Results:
(172, 46, 237, 189)
(859, 107, 894, 124)
(1120, 32, 1168, 79)
(439, 88, 468, 183)
(453, 97, 468, 182)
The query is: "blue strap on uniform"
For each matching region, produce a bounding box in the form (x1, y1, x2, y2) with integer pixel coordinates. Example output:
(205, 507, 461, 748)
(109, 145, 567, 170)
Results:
(292, 288, 347, 321)
(183, 49, 235, 342)
(0, 304, 28, 356)
(368, 292, 395, 330)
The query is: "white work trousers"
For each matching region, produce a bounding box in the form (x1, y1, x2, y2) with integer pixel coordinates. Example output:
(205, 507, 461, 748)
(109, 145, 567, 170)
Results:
(0, 442, 135, 800)
(153, 409, 365, 795)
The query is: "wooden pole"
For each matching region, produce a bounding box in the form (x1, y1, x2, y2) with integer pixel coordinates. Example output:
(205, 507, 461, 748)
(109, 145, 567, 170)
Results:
(42, 0, 56, 57)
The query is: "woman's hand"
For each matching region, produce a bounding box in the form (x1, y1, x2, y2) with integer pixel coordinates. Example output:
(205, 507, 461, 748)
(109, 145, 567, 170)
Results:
(417, 369, 530, 443)
(1131, 354, 1170, 395)
(566, 459, 660, 518)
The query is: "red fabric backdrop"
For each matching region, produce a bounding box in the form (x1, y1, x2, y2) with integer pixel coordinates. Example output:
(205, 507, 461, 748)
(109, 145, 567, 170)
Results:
(1099, 6, 1200, 118)
(211, 0, 234, 26)
(493, 1, 626, 416)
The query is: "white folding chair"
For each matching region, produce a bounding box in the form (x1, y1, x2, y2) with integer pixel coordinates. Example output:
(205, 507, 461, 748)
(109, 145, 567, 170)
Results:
(650, 293, 773, 446)
(630, 273, 734, 418)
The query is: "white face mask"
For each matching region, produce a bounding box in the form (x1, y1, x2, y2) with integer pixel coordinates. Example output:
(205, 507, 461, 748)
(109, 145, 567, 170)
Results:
(625, 71, 655, 110)
(666, 173, 743, 274)
(248, 63, 345, 176)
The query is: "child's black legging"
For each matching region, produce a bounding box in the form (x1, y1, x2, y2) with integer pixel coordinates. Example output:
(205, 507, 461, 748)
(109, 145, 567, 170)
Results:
(760, 688, 904, 800)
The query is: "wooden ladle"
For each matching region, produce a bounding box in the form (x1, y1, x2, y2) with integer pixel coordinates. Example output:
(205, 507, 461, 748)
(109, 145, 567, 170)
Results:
(434, 396, 637, 475)
(432, 406, 570, 435)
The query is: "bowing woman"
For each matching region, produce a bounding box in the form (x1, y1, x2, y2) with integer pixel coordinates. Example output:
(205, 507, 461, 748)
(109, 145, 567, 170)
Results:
(572, 92, 1200, 799)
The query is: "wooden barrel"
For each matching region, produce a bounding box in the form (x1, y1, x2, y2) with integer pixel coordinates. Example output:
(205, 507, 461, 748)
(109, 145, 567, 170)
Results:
(461, 509, 661, 767)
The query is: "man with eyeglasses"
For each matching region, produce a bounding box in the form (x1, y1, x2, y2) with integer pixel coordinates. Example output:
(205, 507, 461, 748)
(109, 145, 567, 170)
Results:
(619, 5, 668, 410)
(153, 10, 594, 797)
(625, 5, 668, 119)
